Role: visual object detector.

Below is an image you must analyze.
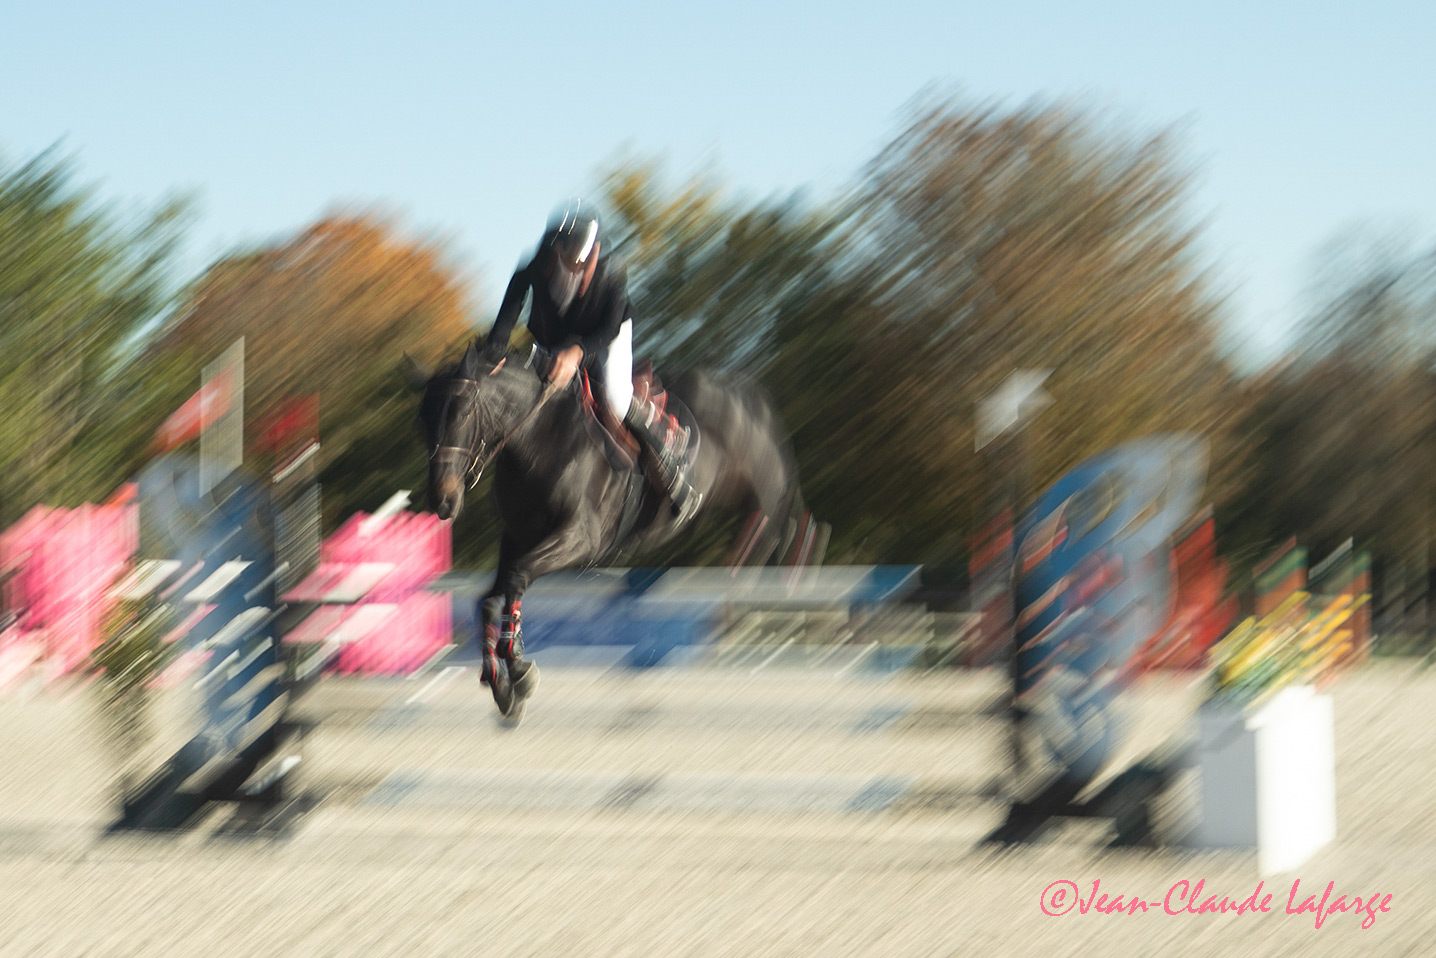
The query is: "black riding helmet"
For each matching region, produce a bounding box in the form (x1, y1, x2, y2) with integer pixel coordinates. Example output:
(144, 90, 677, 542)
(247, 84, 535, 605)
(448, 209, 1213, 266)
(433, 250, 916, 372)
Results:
(541, 200, 600, 315)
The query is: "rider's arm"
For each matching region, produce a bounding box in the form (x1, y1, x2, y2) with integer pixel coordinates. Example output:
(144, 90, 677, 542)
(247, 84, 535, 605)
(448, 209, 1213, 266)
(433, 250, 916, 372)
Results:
(485, 264, 534, 352)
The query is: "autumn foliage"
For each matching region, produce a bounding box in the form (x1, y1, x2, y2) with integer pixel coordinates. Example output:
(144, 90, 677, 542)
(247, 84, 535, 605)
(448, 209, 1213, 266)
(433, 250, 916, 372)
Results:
(157, 213, 476, 522)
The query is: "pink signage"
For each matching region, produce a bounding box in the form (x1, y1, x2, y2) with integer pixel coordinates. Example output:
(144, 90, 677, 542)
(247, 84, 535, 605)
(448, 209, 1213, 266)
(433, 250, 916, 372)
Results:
(0, 490, 139, 682)
(284, 509, 452, 675)
(1, 492, 453, 685)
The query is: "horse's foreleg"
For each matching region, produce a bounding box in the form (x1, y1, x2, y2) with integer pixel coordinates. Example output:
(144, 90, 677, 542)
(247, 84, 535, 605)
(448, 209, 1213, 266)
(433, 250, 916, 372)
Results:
(496, 599, 524, 662)
(485, 523, 591, 715)
(476, 588, 514, 714)
(478, 585, 526, 668)
(496, 596, 539, 707)
(478, 530, 538, 718)
(475, 586, 537, 719)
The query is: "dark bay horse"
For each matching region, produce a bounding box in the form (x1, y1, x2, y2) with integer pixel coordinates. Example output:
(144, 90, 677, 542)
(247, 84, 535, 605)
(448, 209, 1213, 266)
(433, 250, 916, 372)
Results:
(414, 339, 816, 720)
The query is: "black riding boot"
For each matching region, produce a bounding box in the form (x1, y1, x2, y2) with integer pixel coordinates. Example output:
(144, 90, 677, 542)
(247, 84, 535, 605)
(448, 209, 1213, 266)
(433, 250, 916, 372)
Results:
(625, 397, 701, 521)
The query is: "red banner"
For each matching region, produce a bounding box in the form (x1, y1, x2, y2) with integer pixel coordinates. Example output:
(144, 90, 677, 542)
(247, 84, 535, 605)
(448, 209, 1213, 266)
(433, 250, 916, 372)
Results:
(1131, 513, 1236, 672)
(964, 510, 1014, 667)
(257, 394, 319, 459)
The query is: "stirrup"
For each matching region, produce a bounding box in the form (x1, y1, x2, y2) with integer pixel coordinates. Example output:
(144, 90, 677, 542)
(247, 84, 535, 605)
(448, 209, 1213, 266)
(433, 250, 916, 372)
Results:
(666, 471, 702, 522)
(659, 418, 690, 462)
(672, 486, 703, 523)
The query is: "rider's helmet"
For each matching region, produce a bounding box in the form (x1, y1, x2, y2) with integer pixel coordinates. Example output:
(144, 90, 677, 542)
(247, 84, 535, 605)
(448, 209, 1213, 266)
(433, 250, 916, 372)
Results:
(541, 199, 600, 315)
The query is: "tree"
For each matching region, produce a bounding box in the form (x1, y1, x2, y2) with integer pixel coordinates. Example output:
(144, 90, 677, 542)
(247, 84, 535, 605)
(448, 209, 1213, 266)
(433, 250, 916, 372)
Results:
(831, 94, 1238, 561)
(1296, 227, 1436, 368)
(156, 213, 477, 527)
(591, 95, 1239, 567)
(0, 146, 189, 524)
(1228, 229, 1436, 637)
(598, 161, 847, 374)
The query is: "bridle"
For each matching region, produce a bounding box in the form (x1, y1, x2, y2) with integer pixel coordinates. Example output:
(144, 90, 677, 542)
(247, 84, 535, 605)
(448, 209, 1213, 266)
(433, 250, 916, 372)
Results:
(429, 362, 561, 489)
(429, 378, 485, 488)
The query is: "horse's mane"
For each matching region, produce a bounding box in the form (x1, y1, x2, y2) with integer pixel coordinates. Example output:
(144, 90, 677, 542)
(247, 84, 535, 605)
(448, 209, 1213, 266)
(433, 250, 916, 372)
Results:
(429, 342, 542, 385)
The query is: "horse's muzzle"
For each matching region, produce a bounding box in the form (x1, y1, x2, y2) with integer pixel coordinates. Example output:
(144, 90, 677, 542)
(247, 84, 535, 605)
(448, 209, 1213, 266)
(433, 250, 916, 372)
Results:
(430, 445, 473, 520)
(433, 474, 463, 521)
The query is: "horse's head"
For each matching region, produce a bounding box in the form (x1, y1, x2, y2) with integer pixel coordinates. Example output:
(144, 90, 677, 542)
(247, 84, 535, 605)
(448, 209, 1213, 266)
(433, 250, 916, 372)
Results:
(411, 339, 516, 520)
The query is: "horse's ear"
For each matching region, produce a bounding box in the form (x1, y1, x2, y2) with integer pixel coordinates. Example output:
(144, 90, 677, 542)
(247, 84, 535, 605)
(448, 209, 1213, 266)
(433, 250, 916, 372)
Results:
(457, 339, 481, 378)
(401, 353, 431, 391)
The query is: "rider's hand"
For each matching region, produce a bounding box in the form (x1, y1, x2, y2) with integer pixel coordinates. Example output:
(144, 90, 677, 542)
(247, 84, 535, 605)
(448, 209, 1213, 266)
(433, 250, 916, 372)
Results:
(547, 344, 584, 388)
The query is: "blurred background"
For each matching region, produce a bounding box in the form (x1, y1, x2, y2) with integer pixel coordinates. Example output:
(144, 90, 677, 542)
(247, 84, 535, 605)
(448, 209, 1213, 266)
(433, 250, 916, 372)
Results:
(4, 84, 1436, 642)
(3, 2, 1435, 954)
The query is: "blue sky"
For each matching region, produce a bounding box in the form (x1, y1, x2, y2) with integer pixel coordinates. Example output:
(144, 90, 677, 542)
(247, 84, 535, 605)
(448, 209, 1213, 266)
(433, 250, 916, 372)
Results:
(5, 0, 1434, 368)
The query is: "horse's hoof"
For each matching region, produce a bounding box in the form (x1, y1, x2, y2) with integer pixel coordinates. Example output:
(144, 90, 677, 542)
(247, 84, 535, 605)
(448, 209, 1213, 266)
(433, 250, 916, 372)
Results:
(487, 669, 515, 716)
(510, 659, 540, 703)
(498, 699, 526, 728)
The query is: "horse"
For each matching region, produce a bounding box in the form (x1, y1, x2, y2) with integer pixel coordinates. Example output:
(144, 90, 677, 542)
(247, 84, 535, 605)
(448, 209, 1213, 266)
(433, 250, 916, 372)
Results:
(412, 338, 819, 720)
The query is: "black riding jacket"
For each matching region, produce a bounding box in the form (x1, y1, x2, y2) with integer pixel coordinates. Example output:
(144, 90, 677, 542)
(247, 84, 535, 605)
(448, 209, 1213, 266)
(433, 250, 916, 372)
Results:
(485, 253, 632, 364)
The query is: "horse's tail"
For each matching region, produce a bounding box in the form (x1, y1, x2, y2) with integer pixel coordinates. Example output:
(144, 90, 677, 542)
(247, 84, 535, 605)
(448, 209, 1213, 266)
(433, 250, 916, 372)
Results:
(706, 371, 827, 569)
(774, 469, 829, 569)
(668, 366, 828, 568)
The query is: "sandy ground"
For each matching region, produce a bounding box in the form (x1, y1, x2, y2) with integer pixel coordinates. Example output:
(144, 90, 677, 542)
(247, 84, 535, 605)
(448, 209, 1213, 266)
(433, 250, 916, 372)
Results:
(0, 658, 1431, 957)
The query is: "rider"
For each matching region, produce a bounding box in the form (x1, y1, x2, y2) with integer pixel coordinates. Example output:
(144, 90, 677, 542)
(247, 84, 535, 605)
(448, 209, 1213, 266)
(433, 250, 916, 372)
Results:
(484, 200, 700, 517)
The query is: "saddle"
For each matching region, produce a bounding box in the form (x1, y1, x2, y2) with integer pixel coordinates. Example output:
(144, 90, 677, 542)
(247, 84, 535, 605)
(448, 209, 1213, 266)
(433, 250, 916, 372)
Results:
(579, 365, 641, 472)
(578, 360, 699, 475)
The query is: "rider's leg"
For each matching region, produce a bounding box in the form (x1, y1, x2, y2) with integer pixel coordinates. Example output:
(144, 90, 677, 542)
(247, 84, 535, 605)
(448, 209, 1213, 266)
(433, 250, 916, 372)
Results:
(626, 401, 700, 516)
(609, 322, 699, 516)
(600, 319, 635, 423)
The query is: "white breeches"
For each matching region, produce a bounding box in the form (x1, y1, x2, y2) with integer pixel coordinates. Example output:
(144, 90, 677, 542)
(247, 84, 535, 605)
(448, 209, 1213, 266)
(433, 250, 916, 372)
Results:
(598, 319, 634, 420)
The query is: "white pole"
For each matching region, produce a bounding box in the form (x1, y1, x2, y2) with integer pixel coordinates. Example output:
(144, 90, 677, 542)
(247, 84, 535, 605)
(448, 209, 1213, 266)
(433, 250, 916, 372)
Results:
(200, 338, 245, 496)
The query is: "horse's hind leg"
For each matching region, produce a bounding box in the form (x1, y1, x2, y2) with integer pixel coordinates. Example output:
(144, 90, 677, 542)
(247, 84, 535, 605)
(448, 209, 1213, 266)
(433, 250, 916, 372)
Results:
(724, 512, 772, 567)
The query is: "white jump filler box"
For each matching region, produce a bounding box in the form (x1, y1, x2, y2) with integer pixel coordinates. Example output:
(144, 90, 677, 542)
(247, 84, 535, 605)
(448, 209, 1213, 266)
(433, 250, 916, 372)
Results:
(1193, 685, 1336, 874)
